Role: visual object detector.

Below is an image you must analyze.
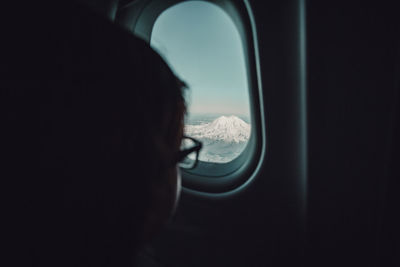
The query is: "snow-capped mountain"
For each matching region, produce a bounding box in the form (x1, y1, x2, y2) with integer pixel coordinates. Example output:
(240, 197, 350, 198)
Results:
(184, 115, 251, 163)
(185, 115, 250, 143)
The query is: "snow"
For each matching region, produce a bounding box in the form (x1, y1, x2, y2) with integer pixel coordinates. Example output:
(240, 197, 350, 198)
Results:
(184, 116, 251, 163)
(185, 115, 250, 143)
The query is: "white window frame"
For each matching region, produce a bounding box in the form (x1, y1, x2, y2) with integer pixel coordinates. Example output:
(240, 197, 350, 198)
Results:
(115, 0, 266, 197)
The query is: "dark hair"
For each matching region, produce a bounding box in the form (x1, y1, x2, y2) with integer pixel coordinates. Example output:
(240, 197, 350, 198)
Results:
(2, 2, 186, 266)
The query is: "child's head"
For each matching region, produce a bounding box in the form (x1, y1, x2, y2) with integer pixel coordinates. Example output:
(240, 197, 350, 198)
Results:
(53, 42, 187, 262)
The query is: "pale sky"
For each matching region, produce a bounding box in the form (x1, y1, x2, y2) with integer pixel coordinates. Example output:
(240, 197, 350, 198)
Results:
(150, 1, 250, 117)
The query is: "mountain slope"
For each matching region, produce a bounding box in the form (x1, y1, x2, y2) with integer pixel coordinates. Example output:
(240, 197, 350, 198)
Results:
(184, 116, 251, 163)
(185, 115, 250, 143)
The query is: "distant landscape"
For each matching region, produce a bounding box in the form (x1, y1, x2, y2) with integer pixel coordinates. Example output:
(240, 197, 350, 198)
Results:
(185, 114, 251, 163)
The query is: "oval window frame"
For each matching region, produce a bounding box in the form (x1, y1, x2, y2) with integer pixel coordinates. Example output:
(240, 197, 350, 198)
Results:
(115, 0, 266, 196)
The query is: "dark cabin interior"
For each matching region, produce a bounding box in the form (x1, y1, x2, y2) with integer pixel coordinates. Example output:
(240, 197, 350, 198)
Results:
(2, 0, 398, 266)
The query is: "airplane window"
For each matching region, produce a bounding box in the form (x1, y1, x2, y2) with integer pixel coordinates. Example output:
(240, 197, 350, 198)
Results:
(151, 1, 251, 164)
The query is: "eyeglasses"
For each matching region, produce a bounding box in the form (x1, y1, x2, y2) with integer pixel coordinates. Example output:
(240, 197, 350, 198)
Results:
(176, 136, 202, 169)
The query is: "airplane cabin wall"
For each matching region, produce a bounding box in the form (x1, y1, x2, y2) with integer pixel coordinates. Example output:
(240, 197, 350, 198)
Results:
(306, 1, 399, 266)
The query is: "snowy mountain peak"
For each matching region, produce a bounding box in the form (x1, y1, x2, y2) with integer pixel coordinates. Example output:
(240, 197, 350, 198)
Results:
(210, 115, 249, 129)
(185, 115, 250, 143)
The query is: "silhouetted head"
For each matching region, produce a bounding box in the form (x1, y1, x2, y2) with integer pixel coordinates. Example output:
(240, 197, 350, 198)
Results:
(2, 2, 186, 266)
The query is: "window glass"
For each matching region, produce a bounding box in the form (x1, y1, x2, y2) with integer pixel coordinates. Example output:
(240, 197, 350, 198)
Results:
(151, 1, 251, 163)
